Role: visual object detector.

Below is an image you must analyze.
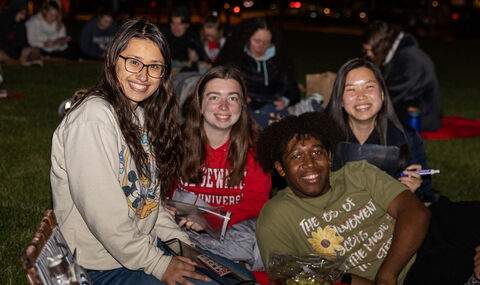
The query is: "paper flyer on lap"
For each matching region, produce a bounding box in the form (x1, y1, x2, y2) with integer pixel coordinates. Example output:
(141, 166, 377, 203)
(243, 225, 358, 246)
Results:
(167, 189, 231, 241)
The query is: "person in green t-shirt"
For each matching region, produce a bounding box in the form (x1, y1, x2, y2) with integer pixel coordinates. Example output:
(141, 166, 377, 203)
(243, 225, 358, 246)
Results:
(255, 112, 478, 284)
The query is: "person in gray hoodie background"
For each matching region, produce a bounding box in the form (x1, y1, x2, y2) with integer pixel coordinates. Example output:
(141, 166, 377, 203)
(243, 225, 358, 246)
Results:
(216, 17, 323, 128)
(217, 18, 300, 114)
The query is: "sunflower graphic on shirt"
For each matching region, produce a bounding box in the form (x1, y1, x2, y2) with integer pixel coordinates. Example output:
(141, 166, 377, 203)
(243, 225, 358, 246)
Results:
(308, 225, 344, 256)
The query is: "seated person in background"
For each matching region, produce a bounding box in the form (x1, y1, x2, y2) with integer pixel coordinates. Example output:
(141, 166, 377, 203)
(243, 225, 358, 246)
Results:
(217, 18, 321, 128)
(176, 65, 271, 269)
(79, 7, 118, 60)
(50, 19, 208, 284)
(327, 58, 435, 202)
(200, 15, 225, 64)
(363, 20, 442, 131)
(162, 6, 206, 72)
(25, 1, 76, 59)
(0, 0, 42, 66)
(255, 112, 480, 284)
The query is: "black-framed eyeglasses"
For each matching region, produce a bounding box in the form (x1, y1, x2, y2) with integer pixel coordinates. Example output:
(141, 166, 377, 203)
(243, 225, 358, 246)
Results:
(118, 55, 167, 79)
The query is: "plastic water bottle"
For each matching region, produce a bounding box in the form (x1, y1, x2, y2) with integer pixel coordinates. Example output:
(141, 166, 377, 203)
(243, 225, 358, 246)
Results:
(407, 108, 422, 132)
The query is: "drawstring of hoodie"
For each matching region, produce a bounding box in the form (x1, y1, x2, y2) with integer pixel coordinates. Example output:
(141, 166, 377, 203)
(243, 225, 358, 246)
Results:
(256, 60, 269, 86)
(245, 45, 276, 87)
(384, 32, 404, 65)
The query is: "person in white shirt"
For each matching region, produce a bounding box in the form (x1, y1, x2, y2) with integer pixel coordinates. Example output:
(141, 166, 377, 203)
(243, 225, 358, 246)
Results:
(25, 1, 70, 54)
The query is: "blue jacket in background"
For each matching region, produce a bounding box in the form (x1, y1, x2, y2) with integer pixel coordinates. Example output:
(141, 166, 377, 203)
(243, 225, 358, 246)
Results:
(80, 18, 118, 60)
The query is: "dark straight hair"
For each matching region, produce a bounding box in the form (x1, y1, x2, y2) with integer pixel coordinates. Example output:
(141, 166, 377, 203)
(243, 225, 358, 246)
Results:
(68, 18, 181, 199)
(181, 65, 259, 186)
(327, 58, 406, 146)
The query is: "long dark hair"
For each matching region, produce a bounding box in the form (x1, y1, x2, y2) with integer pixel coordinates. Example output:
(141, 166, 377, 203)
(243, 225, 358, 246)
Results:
(327, 58, 406, 146)
(181, 65, 258, 186)
(69, 18, 181, 199)
(363, 21, 402, 65)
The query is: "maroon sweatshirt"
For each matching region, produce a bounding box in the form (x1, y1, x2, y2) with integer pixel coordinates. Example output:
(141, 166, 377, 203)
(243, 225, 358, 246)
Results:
(178, 140, 271, 227)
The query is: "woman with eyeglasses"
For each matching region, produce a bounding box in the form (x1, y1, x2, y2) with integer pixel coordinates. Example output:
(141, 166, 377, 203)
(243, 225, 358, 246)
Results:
(50, 19, 210, 285)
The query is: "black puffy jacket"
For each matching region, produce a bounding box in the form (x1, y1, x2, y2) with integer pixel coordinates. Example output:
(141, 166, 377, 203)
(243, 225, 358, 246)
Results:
(236, 47, 300, 110)
(382, 33, 442, 131)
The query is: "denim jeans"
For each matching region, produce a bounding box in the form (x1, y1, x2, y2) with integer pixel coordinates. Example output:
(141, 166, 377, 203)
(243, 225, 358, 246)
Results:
(87, 242, 255, 285)
(87, 267, 164, 285)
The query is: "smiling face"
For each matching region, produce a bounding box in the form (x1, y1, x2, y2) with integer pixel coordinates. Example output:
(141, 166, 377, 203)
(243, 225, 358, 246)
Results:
(342, 67, 384, 128)
(275, 136, 331, 198)
(115, 38, 163, 108)
(201, 78, 242, 137)
(248, 28, 272, 58)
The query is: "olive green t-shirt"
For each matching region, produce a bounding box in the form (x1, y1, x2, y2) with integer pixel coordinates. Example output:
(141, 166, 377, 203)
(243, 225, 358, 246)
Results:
(257, 161, 414, 282)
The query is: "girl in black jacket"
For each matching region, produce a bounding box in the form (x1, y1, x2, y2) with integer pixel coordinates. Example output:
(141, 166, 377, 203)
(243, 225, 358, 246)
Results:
(216, 18, 301, 127)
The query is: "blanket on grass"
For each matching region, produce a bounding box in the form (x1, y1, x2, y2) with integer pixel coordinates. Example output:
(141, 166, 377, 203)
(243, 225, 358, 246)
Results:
(421, 116, 480, 140)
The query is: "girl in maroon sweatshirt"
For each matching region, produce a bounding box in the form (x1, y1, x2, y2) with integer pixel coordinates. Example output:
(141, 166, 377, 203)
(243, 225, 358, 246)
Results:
(175, 66, 271, 269)
(179, 65, 271, 226)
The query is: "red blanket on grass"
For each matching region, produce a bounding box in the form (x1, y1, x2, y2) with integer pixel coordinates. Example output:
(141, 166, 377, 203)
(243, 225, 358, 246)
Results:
(421, 116, 480, 140)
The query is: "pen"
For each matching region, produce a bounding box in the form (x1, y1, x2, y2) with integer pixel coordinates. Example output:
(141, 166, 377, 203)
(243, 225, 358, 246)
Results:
(401, 169, 440, 177)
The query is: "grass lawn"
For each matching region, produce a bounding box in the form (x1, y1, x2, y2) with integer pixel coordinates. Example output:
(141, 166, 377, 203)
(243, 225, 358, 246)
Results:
(1, 31, 480, 284)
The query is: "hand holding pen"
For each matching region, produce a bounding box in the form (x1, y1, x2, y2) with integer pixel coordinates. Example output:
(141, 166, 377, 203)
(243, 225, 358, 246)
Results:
(399, 165, 440, 193)
(399, 164, 423, 193)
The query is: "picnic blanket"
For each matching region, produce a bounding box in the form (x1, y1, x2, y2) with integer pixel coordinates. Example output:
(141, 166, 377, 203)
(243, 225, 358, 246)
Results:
(421, 116, 480, 140)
